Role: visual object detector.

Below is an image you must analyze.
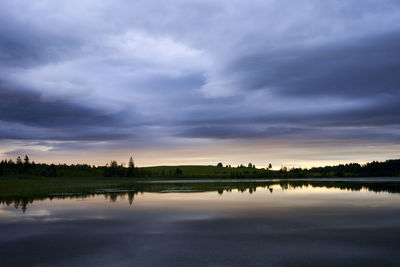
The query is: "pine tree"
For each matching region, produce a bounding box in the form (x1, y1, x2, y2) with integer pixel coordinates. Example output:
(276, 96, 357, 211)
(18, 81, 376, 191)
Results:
(128, 156, 135, 177)
(129, 157, 135, 169)
(24, 155, 30, 165)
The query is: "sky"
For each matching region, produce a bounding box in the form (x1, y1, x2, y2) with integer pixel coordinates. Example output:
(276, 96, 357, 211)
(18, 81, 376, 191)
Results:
(1, 0, 400, 168)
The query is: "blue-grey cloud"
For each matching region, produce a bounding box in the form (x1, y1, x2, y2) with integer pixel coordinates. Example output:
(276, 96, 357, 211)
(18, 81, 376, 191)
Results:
(0, 0, 400, 160)
(0, 87, 115, 127)
(224, 31, 400, 98)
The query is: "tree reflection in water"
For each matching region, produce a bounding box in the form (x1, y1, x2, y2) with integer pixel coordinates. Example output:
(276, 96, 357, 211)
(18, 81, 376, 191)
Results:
(2, 179, 400, 212)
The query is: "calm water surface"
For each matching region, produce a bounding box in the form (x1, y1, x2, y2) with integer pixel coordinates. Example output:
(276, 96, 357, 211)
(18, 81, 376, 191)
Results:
(1, 179, 400, 266)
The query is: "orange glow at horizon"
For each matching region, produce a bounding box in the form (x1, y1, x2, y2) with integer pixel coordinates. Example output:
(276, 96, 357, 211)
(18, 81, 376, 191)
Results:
(2, 138, 400, 169)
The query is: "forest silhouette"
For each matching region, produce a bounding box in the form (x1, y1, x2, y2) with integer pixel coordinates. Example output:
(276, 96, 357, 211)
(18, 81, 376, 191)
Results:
(1, 156, 400, 178)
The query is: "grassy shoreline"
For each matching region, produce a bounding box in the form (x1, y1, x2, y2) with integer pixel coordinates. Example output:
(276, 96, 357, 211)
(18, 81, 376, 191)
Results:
(0, 176, 139, 197)
(1, 175, 400, 197)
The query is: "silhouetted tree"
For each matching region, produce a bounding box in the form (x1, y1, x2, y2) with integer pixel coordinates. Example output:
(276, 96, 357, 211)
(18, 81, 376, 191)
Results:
(24, 155, 30, 165)
(105, 160, 120, 177)
(128, 156, 135, 177)
(129, 157, 135, 169)
(16, 156, 22, 165)
(217, 162, 223, 167)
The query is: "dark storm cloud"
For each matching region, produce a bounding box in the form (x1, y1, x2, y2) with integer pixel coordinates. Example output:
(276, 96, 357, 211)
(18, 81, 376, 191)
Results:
(0, 87, 115, 127)
(0, 85, 146, 141)
(177, 125, 310, 139)
(177, 122, 400, 144)
(225, 31, 400, 98)
(190, 96, 400, 128)
(0, 125, 133, 141)
(0, 16, 80, 68)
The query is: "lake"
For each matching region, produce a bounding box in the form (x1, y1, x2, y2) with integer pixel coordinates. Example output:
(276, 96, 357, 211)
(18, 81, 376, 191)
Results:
(1, 178, 400, 266)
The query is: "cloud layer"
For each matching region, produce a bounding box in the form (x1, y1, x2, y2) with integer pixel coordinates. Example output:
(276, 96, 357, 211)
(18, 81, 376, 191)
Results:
(1, 0, 400, 165)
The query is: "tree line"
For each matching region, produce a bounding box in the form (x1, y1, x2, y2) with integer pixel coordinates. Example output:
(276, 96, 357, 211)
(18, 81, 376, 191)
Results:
(1, 155, 400, 178)
(0, 156, 143, 178)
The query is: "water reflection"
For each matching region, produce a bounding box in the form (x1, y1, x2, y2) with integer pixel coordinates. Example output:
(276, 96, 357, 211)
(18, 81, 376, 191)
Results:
(1, 179, 400, 267)
(2, 179, 400, 212)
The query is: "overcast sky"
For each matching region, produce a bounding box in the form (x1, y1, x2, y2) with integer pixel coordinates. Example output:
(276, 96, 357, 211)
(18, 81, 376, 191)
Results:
(1, 0, 400, 167)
